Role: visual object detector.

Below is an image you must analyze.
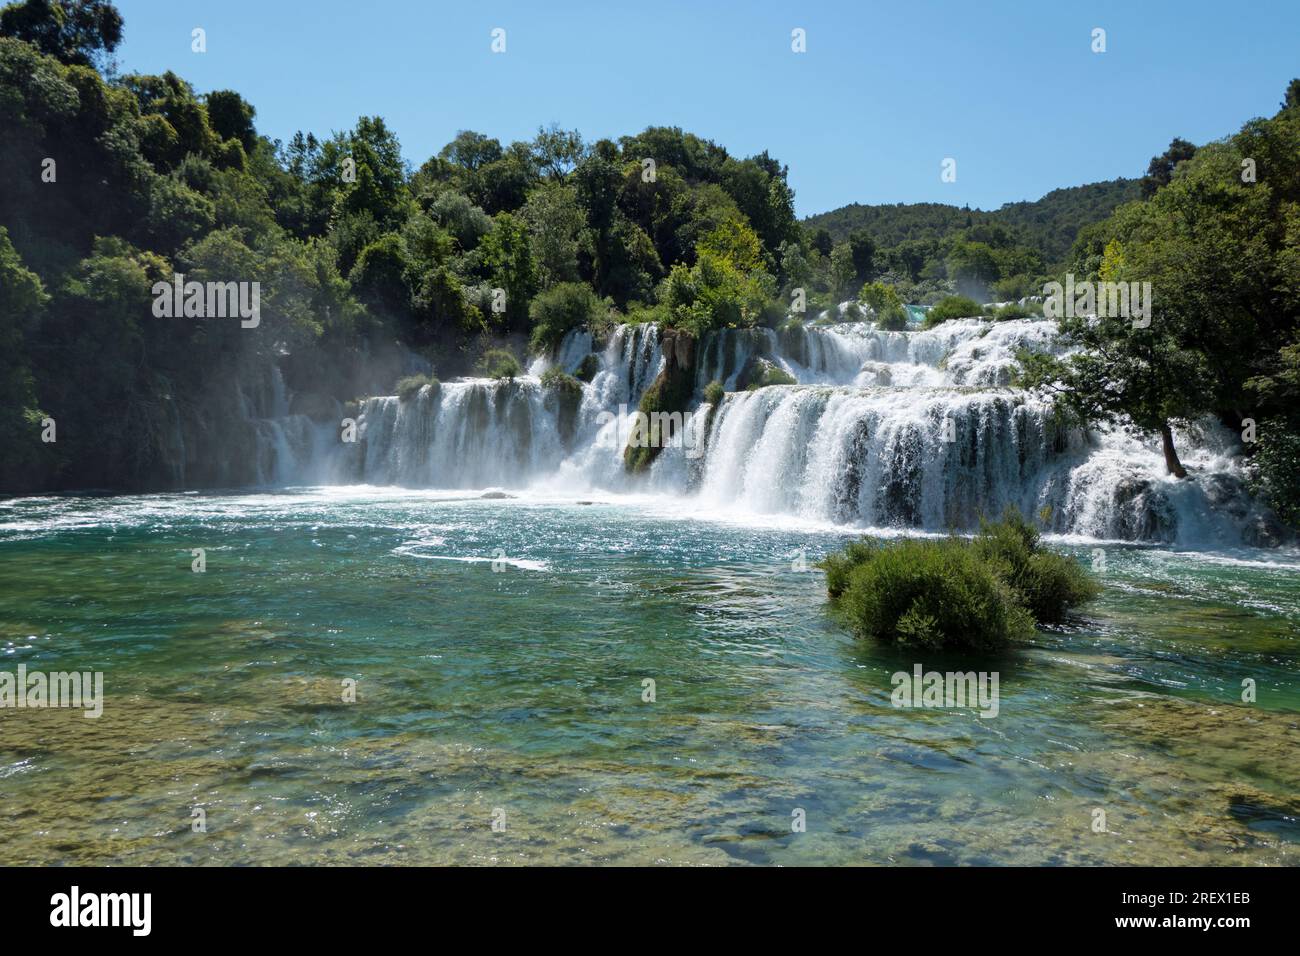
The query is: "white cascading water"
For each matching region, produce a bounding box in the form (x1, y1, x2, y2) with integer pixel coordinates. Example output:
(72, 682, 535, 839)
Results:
(260, 316, 1279, 546)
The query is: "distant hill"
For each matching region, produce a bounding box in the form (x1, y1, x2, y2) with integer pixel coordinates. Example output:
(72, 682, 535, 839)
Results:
(804, 178, 1142, 267)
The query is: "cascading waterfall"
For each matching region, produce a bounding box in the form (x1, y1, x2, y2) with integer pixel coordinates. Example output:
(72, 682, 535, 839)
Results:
(254, 316, 1281, 546)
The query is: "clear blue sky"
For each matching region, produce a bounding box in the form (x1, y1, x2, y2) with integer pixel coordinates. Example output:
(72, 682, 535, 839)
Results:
(111, 0, 1300, 217)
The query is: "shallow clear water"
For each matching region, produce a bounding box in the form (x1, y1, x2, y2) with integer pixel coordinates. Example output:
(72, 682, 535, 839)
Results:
(0, 488, 1297, 865)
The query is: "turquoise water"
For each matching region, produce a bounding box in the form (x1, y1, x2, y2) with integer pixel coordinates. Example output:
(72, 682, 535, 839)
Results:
(0, 488, 1297, 865)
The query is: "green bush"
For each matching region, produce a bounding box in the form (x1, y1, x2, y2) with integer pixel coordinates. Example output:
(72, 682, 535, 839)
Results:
(703, 379, 725, 407)
(923, 295, 982, 328)
(528, 281, 605, 355)
(820, 511, 1099, 649)
(395, 373, 438, 401)
(821, 538, 876, 597)
(858, 280, 908, 330)
(971, 509, 1101, 623)
(876, 305, 909, 330)
(983, 301, 1041, 321)
(540, 366, 583, 398)
(833, 538, 1033, 651)
(574, 354, 600, 382)
(745, 363, 796, 390)
(478, 348, 521, 380)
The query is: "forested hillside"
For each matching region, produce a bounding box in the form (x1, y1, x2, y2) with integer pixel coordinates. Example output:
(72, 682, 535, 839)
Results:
(802, 178, 1141, 300)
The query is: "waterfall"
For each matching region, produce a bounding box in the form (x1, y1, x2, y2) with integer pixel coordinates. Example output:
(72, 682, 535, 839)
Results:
(254, 317, 1279, 546)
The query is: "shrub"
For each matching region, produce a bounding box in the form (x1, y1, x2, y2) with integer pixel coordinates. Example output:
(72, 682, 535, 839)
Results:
(574, 353, 600, 383)
(528, 281, 605, 355)
(923, 295, 982, 328)
(971, 509, 1101, 623)
(478, 348, 521, 380)
(820, 511, 1099, 649)
(395, 373, 438, 402)
(832, 538, 1033, 651)
(859, 280, 908, 329)
(703, 379, 725, 407)
(821, 539, 876, 597)
(540, 366, 583, 399)
(984, 301, 1041, 321)
(744, 362, 797, 390)
(876, 305, 909, 330)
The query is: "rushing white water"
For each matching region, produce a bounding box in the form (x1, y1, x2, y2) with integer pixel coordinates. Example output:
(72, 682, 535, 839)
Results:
(264, 317, 1281, 546)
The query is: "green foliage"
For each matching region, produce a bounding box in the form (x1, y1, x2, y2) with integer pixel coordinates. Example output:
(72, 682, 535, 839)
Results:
(521, 182, 587, 287)
(703, 379, 724, 407)
(970, 509, 1101, 624)
(1141, 137, 1197, 198)
(0, 225, 51, 490)
(0, 0, 121, 69)
(1019, 84, 1300, 483)
(395, 373, 438, 402)
(426, 190, 492, 250)
(348, 233, 409, 317)
(804, 179, 1140, 270)
(528, 280, 603, 354)
(821, 512, 1100, 650)
(923, 295, 982, 327)
(984, 301, 1041, 321)
(1247, 421, 1300, 527)
(659, 244, 777, 337)
(821, 539, 876, 598)
(477, 348, 520, 380)
(827, 538, 1033, 652)
(540, 366, 582, 398)
(745, 362, 796, 389)
(858, 280, 908, 329)
(205, 89, 257, 152)
(574, 353, 600, 382)
(478, 211, 537, 329)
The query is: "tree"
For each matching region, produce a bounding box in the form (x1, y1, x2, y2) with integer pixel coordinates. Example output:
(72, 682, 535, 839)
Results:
(1018, 105, 1297, 478)
(1140, 137, 1197, 197)
(348, 233, 409, 318)
(848, 230, 876, 284)
(859, 280, 906, 329)
(427, 190, 492, 250)
(811, 228, 833, 258)
(478, 212, 537, 329)
(0, 0, 121, 69)
(521, 182, 587, 288)
(205, 90, 257, 153)
(531, 124, 585, 180)
(528, 281, 603, 353)
(829, 242, 856, 300)
(439, 130, 503, 171)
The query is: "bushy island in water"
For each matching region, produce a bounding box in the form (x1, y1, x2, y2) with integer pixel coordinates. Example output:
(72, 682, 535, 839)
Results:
(821, 510, 1101, 651)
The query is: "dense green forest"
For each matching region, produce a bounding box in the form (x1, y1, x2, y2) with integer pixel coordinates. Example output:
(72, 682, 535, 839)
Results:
(803, 179, 1142, 301)
(0, 0, 1297, 527)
